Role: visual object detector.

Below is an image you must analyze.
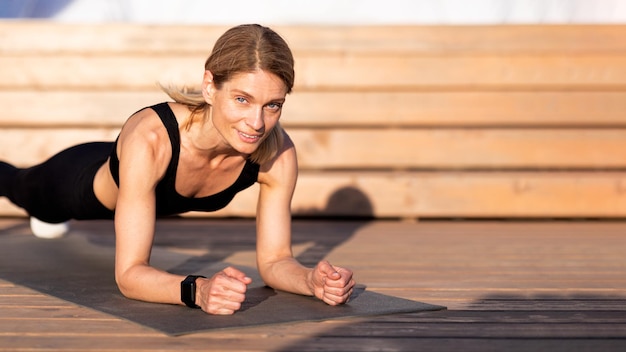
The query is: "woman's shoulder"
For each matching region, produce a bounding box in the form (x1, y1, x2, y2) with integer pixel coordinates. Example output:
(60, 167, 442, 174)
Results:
(121, 106, 161, 135)
(257, 131, 297, 185)
(279, 130, 295, 153)
(167, 102, 193, 124)
(117, 104, 174, 155)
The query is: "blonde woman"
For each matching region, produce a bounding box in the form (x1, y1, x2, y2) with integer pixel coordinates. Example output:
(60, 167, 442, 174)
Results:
(0, 24, 355, 315)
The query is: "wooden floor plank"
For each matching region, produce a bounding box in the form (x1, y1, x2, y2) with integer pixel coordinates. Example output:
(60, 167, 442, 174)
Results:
(1, 219, 625, 351)
(264, 338, 626, 352)
(317, 322, 626, 339)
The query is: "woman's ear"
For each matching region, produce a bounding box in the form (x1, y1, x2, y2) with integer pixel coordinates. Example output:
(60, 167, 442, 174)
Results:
(202, 70, 215, 104)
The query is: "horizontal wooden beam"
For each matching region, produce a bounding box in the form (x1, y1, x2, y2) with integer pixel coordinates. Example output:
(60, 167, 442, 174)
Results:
(1, 171, 624, 218)
(2, 23, 626, 55)
(2, 91, 626, 128)
(2, 54, 626, 91)
(0, 129, 120, 166)
(289, 171, 626, 218)
(296, 54, 626, 91)
(284, 91, 626, 128)
(290, 128, 626, 169)
(2, 128, 625, 169)
(0, 91, 165, 127)
(0, 89, 626, 128)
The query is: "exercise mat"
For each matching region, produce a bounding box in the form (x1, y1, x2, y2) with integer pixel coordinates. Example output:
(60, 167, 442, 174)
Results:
(0, 229, 444, 336)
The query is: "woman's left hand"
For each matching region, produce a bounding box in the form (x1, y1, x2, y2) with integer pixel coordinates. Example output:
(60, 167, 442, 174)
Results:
(309, 260, 355, 305)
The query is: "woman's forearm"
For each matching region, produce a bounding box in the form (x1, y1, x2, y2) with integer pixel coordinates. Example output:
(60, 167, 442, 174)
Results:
(259, 257, 314, 296)
(115, 264, 184, 305)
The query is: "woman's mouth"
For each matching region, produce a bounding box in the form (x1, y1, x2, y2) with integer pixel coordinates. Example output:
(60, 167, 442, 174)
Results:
(238, 131, 261, 143)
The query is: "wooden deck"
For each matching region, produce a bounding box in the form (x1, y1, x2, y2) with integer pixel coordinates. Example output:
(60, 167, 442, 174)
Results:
(1, 218, 625, 351)
(1, 23, 626, 350)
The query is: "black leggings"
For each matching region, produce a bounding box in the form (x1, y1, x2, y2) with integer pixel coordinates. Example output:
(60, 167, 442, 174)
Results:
(0, 142, 115, 223)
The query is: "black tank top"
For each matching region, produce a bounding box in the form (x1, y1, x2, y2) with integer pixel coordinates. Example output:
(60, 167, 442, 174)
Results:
(109, 102, 260, 216)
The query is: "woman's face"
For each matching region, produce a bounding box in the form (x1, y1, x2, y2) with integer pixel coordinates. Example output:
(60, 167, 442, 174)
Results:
(204, 69, 287, 156)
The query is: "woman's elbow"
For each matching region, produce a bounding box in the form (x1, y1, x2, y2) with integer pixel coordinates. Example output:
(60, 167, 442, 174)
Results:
(114, 268, 136, 299)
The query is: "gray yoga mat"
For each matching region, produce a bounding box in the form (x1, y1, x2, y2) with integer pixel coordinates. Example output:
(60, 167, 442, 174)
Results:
(0, 225, 444, 336)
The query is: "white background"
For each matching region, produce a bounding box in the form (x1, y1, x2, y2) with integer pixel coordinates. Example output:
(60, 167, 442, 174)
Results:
(1, 0, 626, 24)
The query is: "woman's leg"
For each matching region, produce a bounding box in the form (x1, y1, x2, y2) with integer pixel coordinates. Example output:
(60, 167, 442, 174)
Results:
(0, 161, 18, 198)
(0, 160, 69, 238)
(0, 142, 115, 233)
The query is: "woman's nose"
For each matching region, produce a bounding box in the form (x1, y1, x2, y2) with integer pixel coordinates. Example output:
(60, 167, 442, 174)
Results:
(247, 108, 265, 131)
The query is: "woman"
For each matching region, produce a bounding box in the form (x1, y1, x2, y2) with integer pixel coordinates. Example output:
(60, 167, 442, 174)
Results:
(0, 24, 355, 315)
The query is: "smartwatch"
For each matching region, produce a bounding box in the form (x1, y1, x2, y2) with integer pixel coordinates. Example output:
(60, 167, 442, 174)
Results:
(181, 275, 206, 308)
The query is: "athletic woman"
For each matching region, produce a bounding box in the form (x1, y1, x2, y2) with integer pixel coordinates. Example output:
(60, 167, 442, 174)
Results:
(0, 24, 355, 315)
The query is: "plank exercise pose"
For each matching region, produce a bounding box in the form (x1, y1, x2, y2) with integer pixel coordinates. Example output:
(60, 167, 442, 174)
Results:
(0, 24, 355, 315)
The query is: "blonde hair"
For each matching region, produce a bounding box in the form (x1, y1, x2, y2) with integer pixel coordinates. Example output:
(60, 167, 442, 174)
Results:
(162, 24, 294, 165)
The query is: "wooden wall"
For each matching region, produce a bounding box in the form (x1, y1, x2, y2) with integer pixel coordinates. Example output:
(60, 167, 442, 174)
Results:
(1, 22, 625, 219)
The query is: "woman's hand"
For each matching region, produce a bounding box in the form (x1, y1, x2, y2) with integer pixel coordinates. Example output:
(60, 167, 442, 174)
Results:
(196, 266, 252, 315)
(309, 260, 355, 305)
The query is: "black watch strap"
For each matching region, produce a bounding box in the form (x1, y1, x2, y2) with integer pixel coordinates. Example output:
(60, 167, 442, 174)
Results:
(181, 275, 206, 308)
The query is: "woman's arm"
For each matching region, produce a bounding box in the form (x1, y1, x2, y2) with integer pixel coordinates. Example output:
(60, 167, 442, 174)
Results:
(113, 109, 184, 304)
(256, 134, 355, 305)
(113, 108, 252, 314)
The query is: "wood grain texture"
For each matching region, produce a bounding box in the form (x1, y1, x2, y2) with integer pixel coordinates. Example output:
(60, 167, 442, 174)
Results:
(2, 91, 626, 128)
(3, 172, 624, 218)
(290, 128, 626, 169)
(2, 23, 625, 54)
(2, 128, 625, 170)
(1, 219, 625, 351)
(289, 171, 626, 218)
(2, 54, 626, 90)
(1, 23, 625, 219)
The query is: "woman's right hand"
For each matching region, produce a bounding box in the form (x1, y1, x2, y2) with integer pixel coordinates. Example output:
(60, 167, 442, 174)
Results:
(196, 266, 252, 315)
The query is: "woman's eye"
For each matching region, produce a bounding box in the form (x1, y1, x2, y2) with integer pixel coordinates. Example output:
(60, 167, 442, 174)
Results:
(267, 102, 282, 110)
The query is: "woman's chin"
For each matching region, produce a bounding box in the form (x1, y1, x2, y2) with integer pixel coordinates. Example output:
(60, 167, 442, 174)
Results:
(232, 135, 264, 155)
(231, 142, 259, 157)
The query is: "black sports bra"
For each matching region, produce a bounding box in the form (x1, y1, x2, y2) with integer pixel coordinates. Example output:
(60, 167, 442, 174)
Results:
(109, 102, 260, 216)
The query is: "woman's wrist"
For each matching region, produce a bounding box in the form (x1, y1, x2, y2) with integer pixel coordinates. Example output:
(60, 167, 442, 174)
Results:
(305, 267, 316, 297)
(180, 275, 205, 308)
